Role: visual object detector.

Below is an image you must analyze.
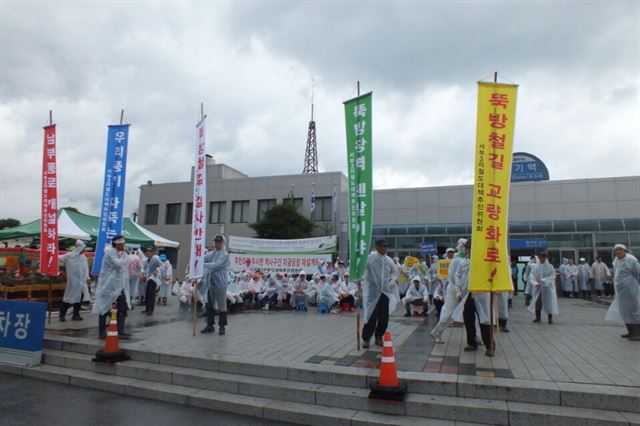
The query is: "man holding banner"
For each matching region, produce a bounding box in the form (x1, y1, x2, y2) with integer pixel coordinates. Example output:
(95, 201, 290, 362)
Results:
(201, 234, 230, 336)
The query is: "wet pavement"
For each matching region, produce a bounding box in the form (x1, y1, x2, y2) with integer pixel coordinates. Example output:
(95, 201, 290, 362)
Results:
(0, 373, 288, 426)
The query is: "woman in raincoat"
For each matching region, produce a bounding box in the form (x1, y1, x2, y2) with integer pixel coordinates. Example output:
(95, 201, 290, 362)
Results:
(605, 244, 640, 341)
(59, 240, 89, 321)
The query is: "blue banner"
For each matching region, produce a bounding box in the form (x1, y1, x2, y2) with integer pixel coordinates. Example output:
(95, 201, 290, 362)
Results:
(509, 238, 548, 250)
(93, 124, 130, 275)
(0, 300, 46, 352)
(421, 242, 437, 255)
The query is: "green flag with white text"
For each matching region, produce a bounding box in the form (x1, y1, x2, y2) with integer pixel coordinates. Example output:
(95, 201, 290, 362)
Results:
(344, 92, 373, 281)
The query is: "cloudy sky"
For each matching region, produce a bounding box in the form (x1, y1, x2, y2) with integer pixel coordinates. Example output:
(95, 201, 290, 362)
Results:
(1, 1, 638, 223)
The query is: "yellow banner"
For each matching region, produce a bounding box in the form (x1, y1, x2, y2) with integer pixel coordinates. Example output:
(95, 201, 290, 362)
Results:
(470, 82, 518, 292)
(438, 259, 451, 279)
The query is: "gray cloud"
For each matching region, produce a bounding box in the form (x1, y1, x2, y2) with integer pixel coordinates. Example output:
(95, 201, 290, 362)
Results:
(0, 1, 638, 224)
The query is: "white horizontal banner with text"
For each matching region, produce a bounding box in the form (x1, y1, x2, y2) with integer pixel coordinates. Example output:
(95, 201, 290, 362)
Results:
(229, 253, 331, 274)
(228, 235, 337, 254)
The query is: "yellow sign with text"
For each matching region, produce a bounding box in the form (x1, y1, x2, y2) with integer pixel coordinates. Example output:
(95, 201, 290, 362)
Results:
(438, 259, 451, 280)
(469, 82, 518, 292)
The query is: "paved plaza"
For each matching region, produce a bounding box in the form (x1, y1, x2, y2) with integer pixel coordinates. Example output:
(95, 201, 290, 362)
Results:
(45, 293, 640, 389)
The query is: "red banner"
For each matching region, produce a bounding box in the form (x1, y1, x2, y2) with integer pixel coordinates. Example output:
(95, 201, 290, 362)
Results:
(40, 124, 59, 275)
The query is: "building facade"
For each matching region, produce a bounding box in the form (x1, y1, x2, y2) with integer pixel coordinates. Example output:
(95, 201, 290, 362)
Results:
(137, 160, 640, 279)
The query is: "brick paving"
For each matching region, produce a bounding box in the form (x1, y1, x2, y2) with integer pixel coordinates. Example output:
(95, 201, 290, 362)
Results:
(45, 293, 640, 387)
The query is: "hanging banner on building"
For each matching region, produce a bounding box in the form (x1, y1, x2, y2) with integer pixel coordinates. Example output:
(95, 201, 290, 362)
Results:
(470, 82, 518, 292)
(40, 125, 59, 275)
(344, 92, 373, 281)
(228, 235, 337, 254)
(229, 253, 332, 275)
(93, 124, 130, 275)
(189, 117, 207, 279)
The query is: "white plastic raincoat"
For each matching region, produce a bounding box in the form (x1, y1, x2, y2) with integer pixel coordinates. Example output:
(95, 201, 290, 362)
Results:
(577, 262, 591, 291)
(92, 246, 130, 315)
(528, 259, 559, 315)
(591, 261, 610, 291)
(60, 240, 89, 304)
(362, 251, 399, 323)
(605, 253, 640, 324)
(452, 257, 490, 325)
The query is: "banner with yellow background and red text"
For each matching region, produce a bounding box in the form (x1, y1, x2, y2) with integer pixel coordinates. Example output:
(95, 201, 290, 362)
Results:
(470, 82, 518, 292)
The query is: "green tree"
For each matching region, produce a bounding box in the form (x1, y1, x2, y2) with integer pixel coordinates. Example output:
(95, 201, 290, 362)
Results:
(249, 202, 315, 239)
(0, 218, 20, 230)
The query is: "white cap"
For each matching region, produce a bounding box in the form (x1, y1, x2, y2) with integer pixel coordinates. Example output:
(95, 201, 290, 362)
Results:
(580, 258, 586, 262)
(299, 270, 306, 276)
(613, 243, 628, 251)
(412, 276, 421, 282)
(446, 248, 455, 253)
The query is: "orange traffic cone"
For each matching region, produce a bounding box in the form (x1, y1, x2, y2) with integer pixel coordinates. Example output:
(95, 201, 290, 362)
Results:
(93, 302, 129, 364)
(368, 331, 407, 401)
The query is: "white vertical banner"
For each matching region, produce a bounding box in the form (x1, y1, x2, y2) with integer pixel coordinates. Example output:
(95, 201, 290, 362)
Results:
(189, 117, 207, 279)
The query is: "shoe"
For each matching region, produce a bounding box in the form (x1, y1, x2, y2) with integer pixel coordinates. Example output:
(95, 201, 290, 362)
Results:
(71, 316, 83, 321)
(622, 333, 631, 338)
(362, 340, 370, 349)
(485, 349, 494, 357)
(200, 326, 215, 334)
(141, 310, 148, 314)
(218, 326, 226, 336)
(629, 336, 640, 342)
(532, 318, 541, 323)
(119, 332, 132, 338)
(374, 337, 383, 347)
(463, 345, 478, 352)
(404, 312, 411, 317)
(59, 317, 66, 322)
(430, 331, 444, 344)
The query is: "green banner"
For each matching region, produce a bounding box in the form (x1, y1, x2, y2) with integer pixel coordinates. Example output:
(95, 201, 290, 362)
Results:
(344, 92, 373, 281)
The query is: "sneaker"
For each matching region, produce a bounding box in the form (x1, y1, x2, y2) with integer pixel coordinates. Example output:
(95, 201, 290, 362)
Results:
(374, 337, 383, 347)
(218, 326, 226, 336)
(200, 326, 215, 334)
(621, 332, 631, 338)
(463, 345, 478, 352)
(430, 330, 444, 344)
(532, 318, 541, 323)
(59, 316, 66, 322)
(362, 339, 370, 349)
(485, 349, 494, 357)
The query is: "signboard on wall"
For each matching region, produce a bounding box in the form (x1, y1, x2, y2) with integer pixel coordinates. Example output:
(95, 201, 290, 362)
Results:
(511, 152, 549, 182)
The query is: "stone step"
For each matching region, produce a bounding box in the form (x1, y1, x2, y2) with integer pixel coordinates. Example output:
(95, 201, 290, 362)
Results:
(0, 362, 475, 426)
(43, 336, 640, 414)
(36, 348, 640, 426)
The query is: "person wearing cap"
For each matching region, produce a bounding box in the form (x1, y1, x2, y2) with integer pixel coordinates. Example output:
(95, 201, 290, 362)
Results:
(605, 244, 640, 341)
(201, 235, 230, 335)
(259, 272, 279, 310)
(291, 271, 309, 309)
(567, 259, 579, 298)
(577, 258, 592, 299)
(361, 239, 399, 348)
(559, 258, 570, 297)
(127, 250, 143, 306)
(225, 274, 244, 309)
(276, 273, 292, 308)
(335, 260, 347, 280)
(333, 273, 354, 311)
(141, 246, 163, 316)
(306, 274, 321, 306)
(346, 274, 362, 308)
(402, 276, 428, 317)
(93, 236, 131, 339)
(157, 253, 173, 306)
(59, 240, 90, 322)
(318, 274, 340, 313)
(528, 250, 559, 324)
(246, 273, 265, 309)
(430, 239, 467, 344)
(591, 256, 611, 298)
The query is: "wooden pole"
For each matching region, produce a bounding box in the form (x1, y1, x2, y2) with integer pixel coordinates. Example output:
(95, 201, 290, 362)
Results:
(47, 276, 52, 325)
(488, 70, 498, 353)
(119, 109, 124, 125)
(192, 279, 197, 336)
(355, 80, 361, 351)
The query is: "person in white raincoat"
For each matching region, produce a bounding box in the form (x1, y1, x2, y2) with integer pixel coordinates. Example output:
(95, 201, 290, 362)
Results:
(559, 258, 570, 297)
(591, 256, 611, 297)
(567, 259, 579, 297)
(430, 240, 467, 343)
(59, 240, 89, 321)
(402, 276, 428, 316)
(605, 244, 640, 341)
(523, 256, 537, 306)
(361, 240, 399, 348)
(451, 239, 492, 356)
(157, 254, 173, 305)
(93, 236, 131, 339)
(577, 258, 591, 299)
(528, 251, 558, 324)
(127, 250, 143, 305)
(141, 247, 163, 315)
(291, 271, 309, 308)
(201, 235, 230, 335)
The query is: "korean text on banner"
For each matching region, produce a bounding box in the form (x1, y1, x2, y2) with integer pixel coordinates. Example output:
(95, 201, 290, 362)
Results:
(189, 117, 207, 279)
(40, 125, 59, 275)
(470, 82, 518, 292)
(344, 92, 373, 281)
(93, 125, 130, 275)
(438, 259, 452, 280)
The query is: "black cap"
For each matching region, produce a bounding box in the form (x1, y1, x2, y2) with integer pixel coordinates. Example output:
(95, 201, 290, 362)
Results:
(144, 246, 155, 252)
(214, 234, 225, 242)
(464, 238, 471, 248)
(112, 235, 125, 243)
(375, 239, 389, 247)
(537, 250, 548, 257)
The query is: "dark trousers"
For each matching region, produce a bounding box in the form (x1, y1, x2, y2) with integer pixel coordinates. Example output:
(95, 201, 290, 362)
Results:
(362, 294, 389, 341)
(60, 302, 81, 318)
(463, 294, 491, 348)
(145, 280, 157, 314)
(98, 292, 127, 337)
(206, 287, 228, 327)
(339, 294, 355, 309)
(433, 298, 444, 319)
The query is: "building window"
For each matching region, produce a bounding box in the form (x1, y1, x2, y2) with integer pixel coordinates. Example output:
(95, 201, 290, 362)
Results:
(312, 197, 333, 222)
(165, 203, 182, 225)
(257, 199, 277, 220)
(185, 202, 193, 225)
(232, 200, 250, 223)
(209, 201, 226, 224)
(144, 204, 159, 225)
(283, 198, 303, 215)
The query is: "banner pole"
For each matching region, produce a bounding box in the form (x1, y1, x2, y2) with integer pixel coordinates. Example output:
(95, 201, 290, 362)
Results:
(355, 80, 361, 352)
(47, 276, 52, 325)
(192, 279, 197, 337)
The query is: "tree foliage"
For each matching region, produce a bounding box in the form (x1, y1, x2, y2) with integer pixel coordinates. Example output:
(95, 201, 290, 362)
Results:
(249, 201, 315, 239)
(0, 218, 21, 230)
